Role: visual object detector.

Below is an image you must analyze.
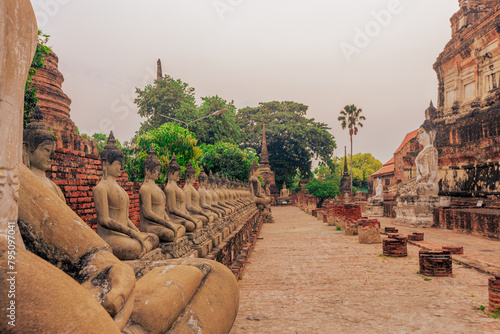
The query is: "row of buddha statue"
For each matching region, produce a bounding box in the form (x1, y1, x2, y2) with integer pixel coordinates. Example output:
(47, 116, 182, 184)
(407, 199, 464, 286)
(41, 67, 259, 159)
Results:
(1, 6, 270, 332)
(23, 108, 271, 261)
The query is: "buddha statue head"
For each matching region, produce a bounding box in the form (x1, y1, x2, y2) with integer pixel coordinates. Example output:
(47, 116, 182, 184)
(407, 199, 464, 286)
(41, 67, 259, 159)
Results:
(208, 170, 216, 188)
(418, 121, 436, 148)
(23, 104, 56, 172)
(249, 161, 259, 179)
(167, 153, 181, 183)
(185, 161, 196, 185)
(199, 167, 208, 188)
(283, 182, 287, 190)
(100, 131, 124, 179)
(144, 145, 161, 182)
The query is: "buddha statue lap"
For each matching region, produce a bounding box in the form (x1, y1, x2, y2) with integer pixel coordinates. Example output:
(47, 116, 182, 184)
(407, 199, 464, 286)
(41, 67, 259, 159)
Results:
(139, 146, 186, 242)
(164, 154, 202, 232)
(94, 133, 159, 260)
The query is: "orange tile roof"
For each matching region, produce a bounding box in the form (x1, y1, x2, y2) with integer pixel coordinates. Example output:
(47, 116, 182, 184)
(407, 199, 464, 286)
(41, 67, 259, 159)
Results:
(383, 157, 394, 166)
(371, 159, 394, 177)
(394, 129, 419, 155)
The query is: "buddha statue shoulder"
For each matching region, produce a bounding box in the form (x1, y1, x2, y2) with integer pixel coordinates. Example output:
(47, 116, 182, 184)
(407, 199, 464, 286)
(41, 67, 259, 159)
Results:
(414, 121, 439, 196)
(139, 146, 186, 242)
(93, 132, 159, 260)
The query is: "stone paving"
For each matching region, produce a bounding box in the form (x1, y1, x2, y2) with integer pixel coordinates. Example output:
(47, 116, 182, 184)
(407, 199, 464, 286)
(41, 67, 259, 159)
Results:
(231, 207, 500, 334)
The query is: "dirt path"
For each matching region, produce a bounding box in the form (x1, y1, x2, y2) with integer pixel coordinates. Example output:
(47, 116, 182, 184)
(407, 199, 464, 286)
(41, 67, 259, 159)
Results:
(231, 206, 500, 334)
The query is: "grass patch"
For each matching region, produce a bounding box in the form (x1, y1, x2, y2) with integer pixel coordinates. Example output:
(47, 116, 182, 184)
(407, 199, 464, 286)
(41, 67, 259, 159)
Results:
(423, 277, 432, 282)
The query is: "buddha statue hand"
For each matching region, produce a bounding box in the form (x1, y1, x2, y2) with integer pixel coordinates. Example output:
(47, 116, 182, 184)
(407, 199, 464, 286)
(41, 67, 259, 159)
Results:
(130, 230, 149, 257)
(102, 263, 136, 316)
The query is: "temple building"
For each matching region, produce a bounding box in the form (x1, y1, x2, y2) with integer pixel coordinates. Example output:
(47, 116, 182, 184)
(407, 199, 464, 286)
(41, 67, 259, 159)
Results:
(431, 0, 500, 198)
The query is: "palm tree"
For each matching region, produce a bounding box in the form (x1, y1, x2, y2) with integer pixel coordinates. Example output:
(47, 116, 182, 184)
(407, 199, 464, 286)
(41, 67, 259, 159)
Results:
(338, 105, 366, 192)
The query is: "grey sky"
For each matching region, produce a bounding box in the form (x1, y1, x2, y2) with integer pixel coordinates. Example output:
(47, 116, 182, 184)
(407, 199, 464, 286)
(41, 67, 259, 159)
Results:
(30, 0, 459, 164)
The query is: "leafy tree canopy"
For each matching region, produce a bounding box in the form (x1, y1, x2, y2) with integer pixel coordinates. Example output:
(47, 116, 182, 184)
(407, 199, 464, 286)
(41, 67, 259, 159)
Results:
(303, 179, 340, 207)
(199, 142, 258, 182)
(135, 75, 197, 134)
(123, 123, 202, 183)
(190, 96, 241, 145)
(334, 153, 382, 190)
(236, 101, 336, 187)
(24, 30, 51, 128)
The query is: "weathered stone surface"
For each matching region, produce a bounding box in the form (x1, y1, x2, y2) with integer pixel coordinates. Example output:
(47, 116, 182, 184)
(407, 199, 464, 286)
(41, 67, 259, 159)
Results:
(396, 195, 450, 227)
(358, 221, 381, 244)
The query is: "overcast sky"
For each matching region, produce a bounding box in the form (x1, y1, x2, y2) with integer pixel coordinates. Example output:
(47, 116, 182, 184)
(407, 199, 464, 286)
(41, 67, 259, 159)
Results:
(30, 0, 459, 164)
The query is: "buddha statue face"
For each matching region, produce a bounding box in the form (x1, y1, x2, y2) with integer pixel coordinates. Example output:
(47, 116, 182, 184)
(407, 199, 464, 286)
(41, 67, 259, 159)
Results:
(185, 163, 196, 186)
(28, 139, 55, 172)
(146, 165, 161, 181)
(104, 160, 122, 178)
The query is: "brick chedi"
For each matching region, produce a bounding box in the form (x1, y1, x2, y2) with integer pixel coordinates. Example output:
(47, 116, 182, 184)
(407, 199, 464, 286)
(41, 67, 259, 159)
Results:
(32, 51, 96, 154)
(432, 0, 500, 197)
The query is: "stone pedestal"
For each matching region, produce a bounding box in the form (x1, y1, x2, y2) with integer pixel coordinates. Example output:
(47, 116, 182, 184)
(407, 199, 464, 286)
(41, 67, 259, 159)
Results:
(489, 276, 500, 313)
(383, 235, 408, 257)
(358, 221, 381, 244)
(160, 236, 191, 258)
(396, 195, 450, 227)
(335, 218, 345, 230)
(345, 220, 358, 236)
(419, 250, 452, 277)
(365, 203, 384, 217)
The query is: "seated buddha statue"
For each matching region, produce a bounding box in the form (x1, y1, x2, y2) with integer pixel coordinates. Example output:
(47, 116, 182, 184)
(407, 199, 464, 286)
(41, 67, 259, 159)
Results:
(207, 171, 232, 216)
(22, 106, 65, 201)
(248, 161, 271, 206)
(398, 121, 440, 197)
(3, 5, 239, 332)
(139, 146, 186, 242)
(94, 132, 159, 260)
(198, 167, 224, 218)
(163, 154, 202, 232)
(216, 173, 238, 212)
(221, 176, 243, 210)
(184, 161, 216, 224)
(368, 178, 384, 204)
(279, 182, 290, 199)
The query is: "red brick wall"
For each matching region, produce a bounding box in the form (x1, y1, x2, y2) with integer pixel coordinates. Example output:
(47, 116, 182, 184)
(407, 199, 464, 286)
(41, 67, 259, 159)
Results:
(50, 147, 142, 228)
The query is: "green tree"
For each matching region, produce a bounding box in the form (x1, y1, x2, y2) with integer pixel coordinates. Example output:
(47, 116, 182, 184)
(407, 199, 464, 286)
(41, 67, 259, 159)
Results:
(303, 179, 340, 207)
(199, 142, 258, 182)
(338, 105, 366, 192)
(135, 75, 197, 134)
(334, 153, 382, 191)
(123, 123, 202, 183)
(190, 96, 241, 145)
(24, 30, 51, 128)
(236, 101, 336, 187)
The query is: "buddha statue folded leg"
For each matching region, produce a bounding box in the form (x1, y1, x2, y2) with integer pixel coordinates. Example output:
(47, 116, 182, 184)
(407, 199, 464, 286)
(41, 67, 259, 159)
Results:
(99, 228, 159, 260)
(140, 220, 186, 242)
(126, 258, 239, 334)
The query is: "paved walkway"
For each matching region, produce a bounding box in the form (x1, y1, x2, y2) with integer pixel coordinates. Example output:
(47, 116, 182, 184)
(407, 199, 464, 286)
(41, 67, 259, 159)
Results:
(231, 207, 500, 334)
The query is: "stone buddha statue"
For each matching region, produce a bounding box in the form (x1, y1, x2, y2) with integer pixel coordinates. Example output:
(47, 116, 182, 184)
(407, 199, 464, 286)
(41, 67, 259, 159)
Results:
(164, 154, 202, 231)
(279, 182, 290, 199)
(222, 176, 243, 210)
(368, 178, 384, 204)
(94, 132, 159, 260)
(398, 121, 440, 197)
(22, 106, 65, 201)
(249, 161, 271, 206)
(139, 146, 186, 242)
(219, 174, 240, 212)
(414, 122, 439, 196)
(184, 161, 216, 224)
(198, 167, 224, 218)
(207, 171, 232, 215)
(213, 173, 236, 213)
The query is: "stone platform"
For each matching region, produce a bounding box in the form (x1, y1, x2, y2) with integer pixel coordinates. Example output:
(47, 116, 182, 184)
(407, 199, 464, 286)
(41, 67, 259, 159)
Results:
(396, 195, 450, 227)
